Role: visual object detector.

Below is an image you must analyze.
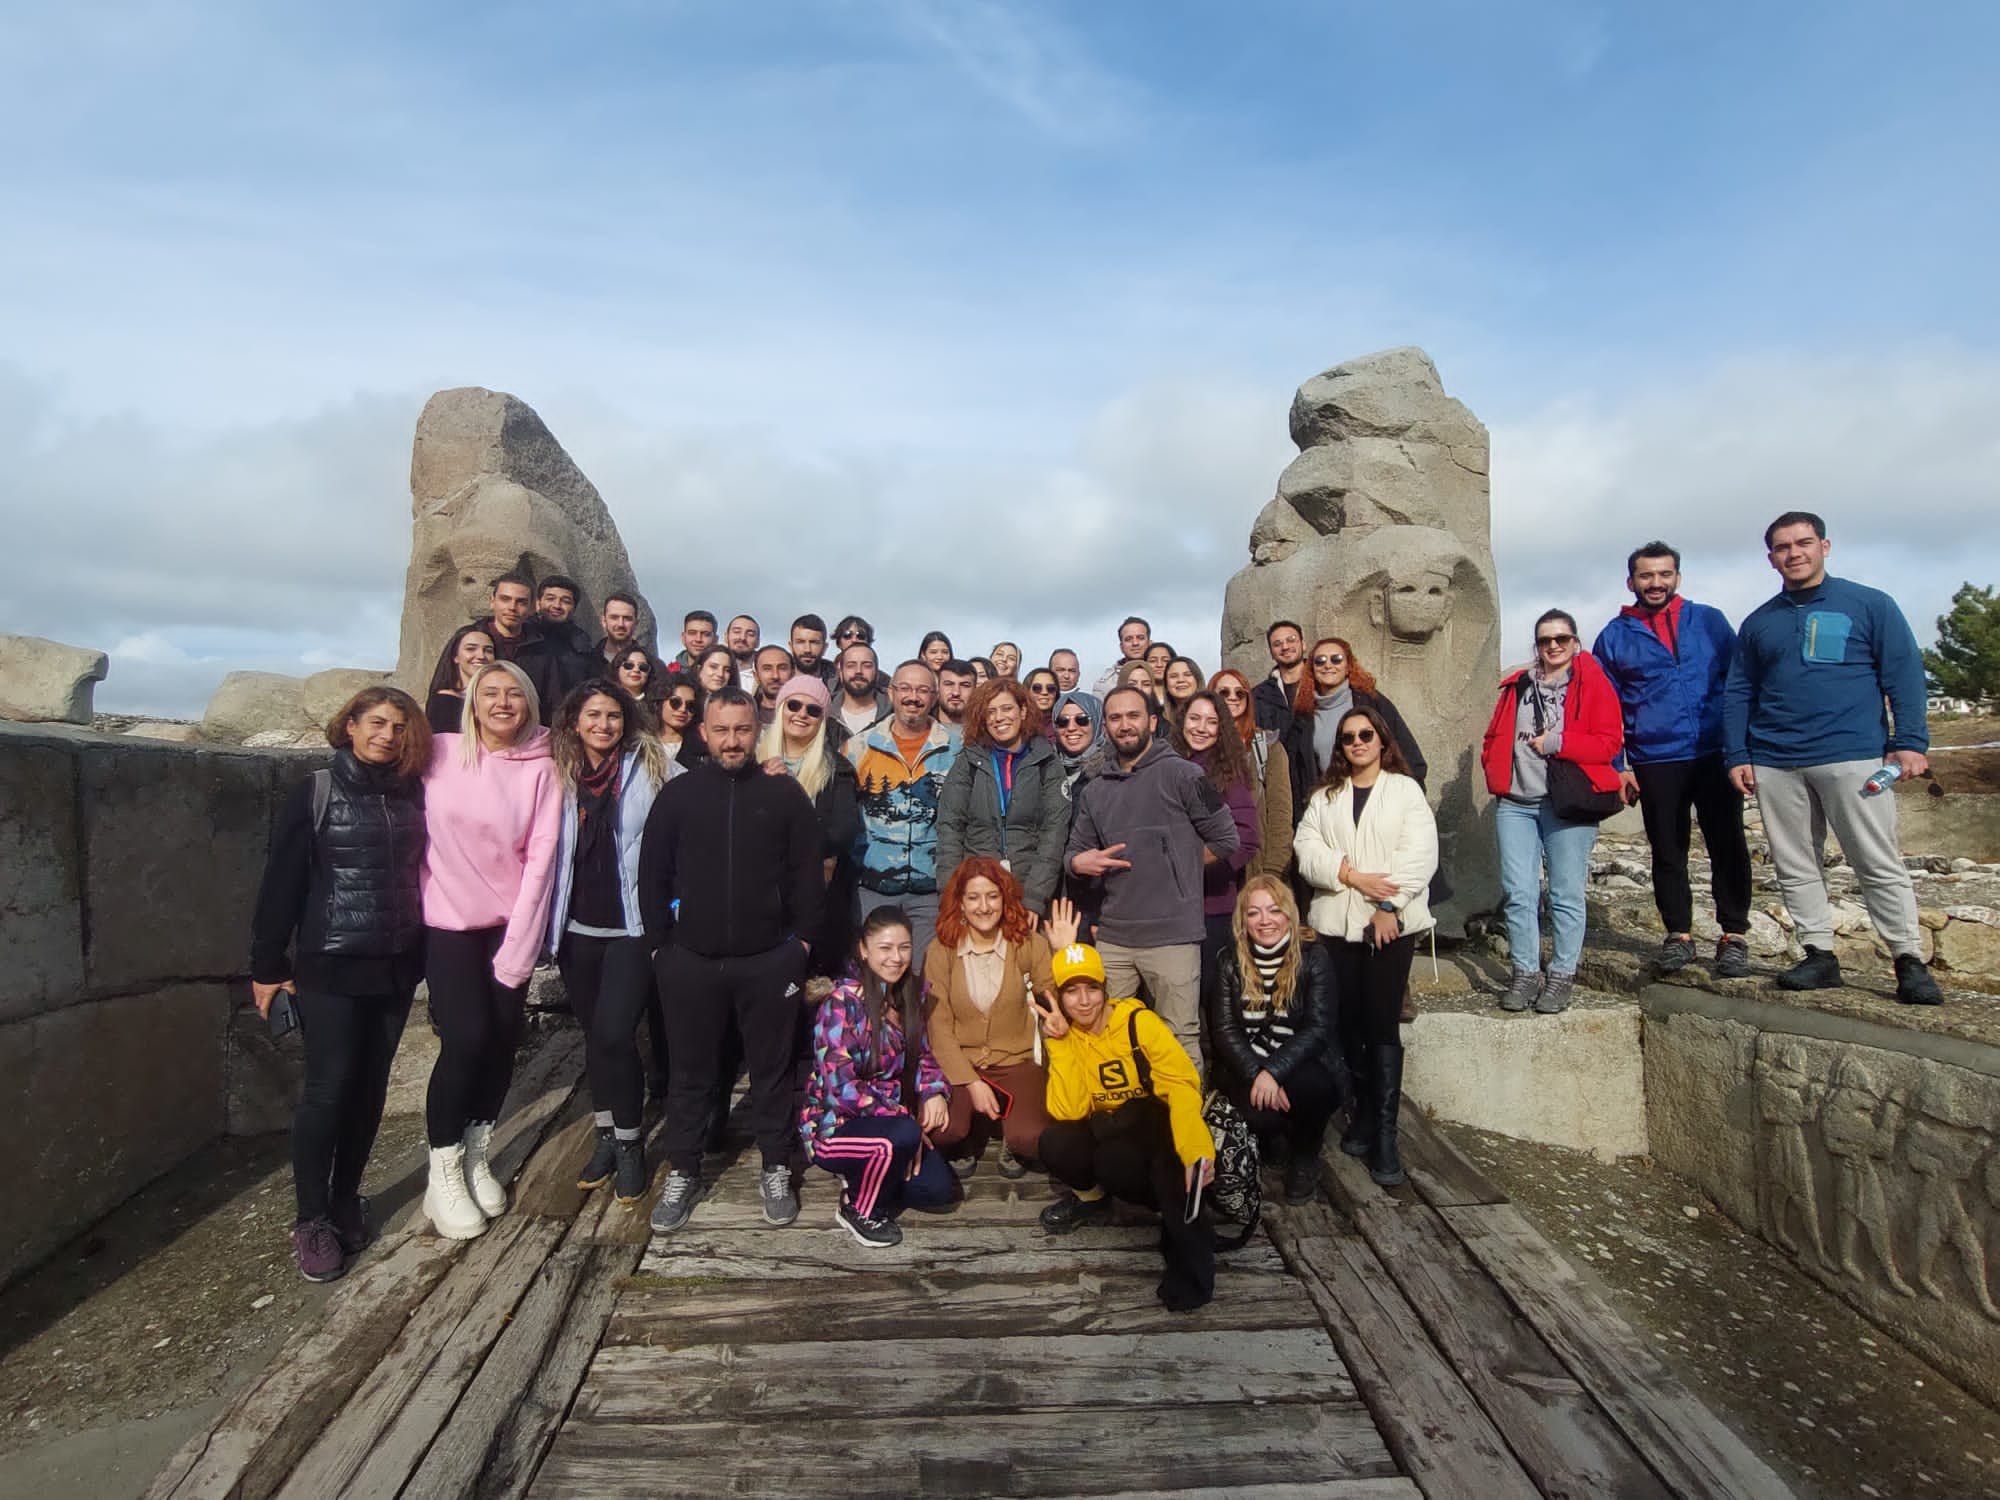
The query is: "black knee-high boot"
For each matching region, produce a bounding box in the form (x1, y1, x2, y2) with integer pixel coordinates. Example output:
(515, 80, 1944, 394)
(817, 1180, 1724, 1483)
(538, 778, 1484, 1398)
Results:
(1368, 1044, 1406, 1187)
(1339, 1044, 1373, 1157)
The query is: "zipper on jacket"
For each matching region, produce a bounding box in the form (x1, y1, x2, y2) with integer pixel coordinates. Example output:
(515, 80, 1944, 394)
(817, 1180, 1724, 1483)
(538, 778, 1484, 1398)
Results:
(725, 776, 737, 950)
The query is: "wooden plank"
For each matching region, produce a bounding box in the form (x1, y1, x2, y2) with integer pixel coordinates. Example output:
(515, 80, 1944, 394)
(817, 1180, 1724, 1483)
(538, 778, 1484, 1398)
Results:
(1397, 1110, 1507, 1208)
(533, 1402, 1396, 1498)
(476, 1242, 648, 1500)
(510, 1092, 599, 1220)
(484, 1032, 589, 1190)
(1048, 1485, 1422, 1500)
(1442, 1202, 1794, 1500)
(577, 1326, 1353, 1422)
(1264, 1201, 1540, 1500)
(608, 1266, 1317, 1346)
(142, 1232, 463, 1500)
(270, 1215, 541, 1500)
(1340, 1199, 1673, 1500)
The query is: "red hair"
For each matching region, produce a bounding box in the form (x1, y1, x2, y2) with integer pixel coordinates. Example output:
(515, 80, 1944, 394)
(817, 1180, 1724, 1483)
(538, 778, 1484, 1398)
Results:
(1208, 668, 1257, 746)
(1293, 636, 1378, 716)
(934, 856, 1036, 948)
(959, 678, 1045, 749)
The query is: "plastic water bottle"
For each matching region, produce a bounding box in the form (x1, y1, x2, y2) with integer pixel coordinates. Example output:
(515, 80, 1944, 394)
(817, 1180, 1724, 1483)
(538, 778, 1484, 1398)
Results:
(1860, 764, 1904, 798)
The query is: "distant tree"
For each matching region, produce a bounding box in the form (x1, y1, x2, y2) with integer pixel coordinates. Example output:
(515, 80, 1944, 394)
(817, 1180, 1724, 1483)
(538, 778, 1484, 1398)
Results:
(1923, 583, 2000, 709)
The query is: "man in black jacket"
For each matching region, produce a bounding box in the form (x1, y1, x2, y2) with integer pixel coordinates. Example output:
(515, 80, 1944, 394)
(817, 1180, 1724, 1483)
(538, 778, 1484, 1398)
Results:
(1252, 619, 1307, 732)
(638, 686, 825, 1232)
(435, 571, 566, 724)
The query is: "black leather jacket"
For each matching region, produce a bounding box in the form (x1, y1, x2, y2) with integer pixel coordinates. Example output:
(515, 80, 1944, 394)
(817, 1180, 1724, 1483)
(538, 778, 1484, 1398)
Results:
(1205, 939, 1339, 1087)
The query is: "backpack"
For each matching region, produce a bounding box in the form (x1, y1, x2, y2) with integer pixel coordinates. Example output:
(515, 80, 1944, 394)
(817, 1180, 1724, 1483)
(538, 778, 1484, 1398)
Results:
(1126, 1010, 1262, 1250)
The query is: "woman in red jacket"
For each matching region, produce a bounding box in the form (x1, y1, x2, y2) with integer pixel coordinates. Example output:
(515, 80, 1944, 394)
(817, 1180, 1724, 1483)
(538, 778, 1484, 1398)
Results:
(1480, 610, 1624, 1016)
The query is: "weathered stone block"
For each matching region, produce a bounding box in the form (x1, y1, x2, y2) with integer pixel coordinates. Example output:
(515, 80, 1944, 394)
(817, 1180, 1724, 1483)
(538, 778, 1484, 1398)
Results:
(0, 983, 227, 1285)
(81, 741, 276, 995)
(0, 633, 108, 724)
(1642, 1010, 1759, 1225)
(224, 983, 304, 1136)
(0, 737, 83, 1022)
(200, 670, 316, 744)
(1935, 918, 2000, 974)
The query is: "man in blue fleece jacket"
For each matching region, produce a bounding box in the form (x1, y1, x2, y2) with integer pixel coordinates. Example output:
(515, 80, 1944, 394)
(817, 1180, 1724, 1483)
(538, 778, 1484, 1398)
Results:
(1722, 511, 1942, 1004)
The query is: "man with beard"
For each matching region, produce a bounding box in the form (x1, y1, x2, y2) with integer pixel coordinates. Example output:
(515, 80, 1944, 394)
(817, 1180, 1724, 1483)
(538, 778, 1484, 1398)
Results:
(1593, 541, 1754, 979)
(752, 645, 794, 729)
(788, 614, 837, 688)
(725, 615, 761, 691)
(668, 610, 717, 675)
(847, 661, 960, 960)
(1065, 686, 1241, 1078)
(1252, 620, 1308, 732)
(834, 643, 890, 737)
(436, 570, 564, 724)
(936, 659, 977, 733)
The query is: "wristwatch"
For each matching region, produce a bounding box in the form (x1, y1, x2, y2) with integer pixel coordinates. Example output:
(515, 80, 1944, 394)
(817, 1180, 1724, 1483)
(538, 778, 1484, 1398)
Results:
(1376, 900, 1398, 914)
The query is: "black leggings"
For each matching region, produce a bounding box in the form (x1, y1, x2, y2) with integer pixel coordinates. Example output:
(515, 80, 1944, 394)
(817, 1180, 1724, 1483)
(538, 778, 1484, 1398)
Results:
(558, 931, 657, 1131)
(1040, 1099, 1214, 1308)
(1328, 934, 1416, 1055)
(425, 926, 528, 1147)
(1224, 1054, 1342, 1158)
(294, 987, 413, 1222)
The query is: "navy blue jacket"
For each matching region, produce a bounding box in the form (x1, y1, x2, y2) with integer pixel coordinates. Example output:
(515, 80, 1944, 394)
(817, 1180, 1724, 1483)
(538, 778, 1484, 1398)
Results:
(1722, 575, 1929, 770)
(1592, 600, 1736, 765)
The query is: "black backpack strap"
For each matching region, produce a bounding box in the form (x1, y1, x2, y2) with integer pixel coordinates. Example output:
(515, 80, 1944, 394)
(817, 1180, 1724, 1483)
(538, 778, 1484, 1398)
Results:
(310, 768, 333, 834)
(1127, 1008, 1153, 1096)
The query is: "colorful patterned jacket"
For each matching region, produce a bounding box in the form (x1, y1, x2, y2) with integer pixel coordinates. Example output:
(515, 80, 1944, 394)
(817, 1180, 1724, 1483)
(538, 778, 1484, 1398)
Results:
(799, 976, 950, 1151)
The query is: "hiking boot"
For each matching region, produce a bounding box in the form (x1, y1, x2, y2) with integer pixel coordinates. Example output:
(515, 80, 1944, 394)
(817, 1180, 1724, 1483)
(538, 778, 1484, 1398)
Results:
(328, 1195, 372, 1255)
(1499, 969, 1541, 1012)
(292, 1217, 346, 1283)
(577, 1127, 617, 1190)
(759, 1165, 800, 1226)
(949, 1153, 977, 1179)
(1283, 1152, 1320, 1206)
(649, 1170, 703, 1233)
(1535, 972, 1575, 1015)
(1040, 1192, 1112, 1235)
(1657, 935, 1696, 974)
(423, 1144, 489, 1240)
(836, 1199, 902, 1248)
(996, 1144, 1028, 1180)
(1367, 1045, 1407, 1188)
(1778, 945, 1843, 991)
(1714, 934, 1752, 980)
(461, 1123, 507, 1217)
(1895, 954, 1945, 1006)
(613, 1139, 649, 1203)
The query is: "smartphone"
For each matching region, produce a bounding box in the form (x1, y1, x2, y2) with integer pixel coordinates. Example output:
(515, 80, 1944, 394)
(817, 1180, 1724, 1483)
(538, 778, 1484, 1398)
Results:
(1185, 1161, 1210, 1223)
(986, 1078, 1015, 1120)
(267, 990, 300, 1040)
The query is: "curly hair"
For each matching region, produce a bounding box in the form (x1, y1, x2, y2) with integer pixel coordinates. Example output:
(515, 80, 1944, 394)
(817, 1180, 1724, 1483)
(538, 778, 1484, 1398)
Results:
(1291, 636, 1379, 716)
(958, 677, 1046, 750)
(934, 856, 1036, 949)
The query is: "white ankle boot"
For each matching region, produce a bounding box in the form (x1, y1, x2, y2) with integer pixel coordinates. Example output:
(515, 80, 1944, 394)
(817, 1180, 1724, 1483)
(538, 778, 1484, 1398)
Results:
(424, 1144, 488, 1240)
(461, 1123, 508, 1217)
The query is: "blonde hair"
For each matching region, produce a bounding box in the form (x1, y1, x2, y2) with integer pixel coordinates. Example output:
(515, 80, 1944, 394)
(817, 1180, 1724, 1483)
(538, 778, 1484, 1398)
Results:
(755, 716, 832, 801)
(1230, 874, 1315, 1013)
(458, 660, 541, 768)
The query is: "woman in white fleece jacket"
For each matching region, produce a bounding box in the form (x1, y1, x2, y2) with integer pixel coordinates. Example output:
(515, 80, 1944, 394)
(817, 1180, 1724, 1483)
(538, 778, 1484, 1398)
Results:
(1292, 704, 1438, 1190)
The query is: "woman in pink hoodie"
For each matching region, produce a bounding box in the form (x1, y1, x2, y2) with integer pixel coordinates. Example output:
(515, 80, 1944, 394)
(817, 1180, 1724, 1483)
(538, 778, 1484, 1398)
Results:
(420, 660, 562, 1239)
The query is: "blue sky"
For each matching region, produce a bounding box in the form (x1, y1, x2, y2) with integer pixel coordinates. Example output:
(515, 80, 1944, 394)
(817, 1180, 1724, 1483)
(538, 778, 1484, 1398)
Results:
(4, 0, 1996, 715)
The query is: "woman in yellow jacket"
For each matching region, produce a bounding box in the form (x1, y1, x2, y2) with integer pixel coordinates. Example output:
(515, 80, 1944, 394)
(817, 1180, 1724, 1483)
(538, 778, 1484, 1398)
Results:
(1037, 941, 1218, 1312)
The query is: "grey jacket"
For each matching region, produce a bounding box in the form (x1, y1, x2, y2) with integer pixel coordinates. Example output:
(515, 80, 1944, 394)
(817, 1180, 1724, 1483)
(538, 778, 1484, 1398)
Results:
(936, 738, 1069, 914)
(1065, 739, 1241, 949)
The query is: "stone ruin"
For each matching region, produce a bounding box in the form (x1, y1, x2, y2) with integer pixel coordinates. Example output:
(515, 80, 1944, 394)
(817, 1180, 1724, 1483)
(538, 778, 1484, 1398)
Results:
(1221, 347, 1501, 928)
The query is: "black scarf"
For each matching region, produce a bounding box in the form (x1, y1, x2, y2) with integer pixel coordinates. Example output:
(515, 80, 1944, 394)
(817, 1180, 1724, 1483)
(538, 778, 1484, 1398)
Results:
(571, 750, 624, 927)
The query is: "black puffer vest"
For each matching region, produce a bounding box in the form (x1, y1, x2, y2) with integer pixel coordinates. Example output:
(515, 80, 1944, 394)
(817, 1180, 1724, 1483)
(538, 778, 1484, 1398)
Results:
(300, 750, 427, 958)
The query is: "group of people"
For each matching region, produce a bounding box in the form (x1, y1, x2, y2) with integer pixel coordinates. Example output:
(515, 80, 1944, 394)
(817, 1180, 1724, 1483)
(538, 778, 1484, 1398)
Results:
(247, 506, 1941, 1309)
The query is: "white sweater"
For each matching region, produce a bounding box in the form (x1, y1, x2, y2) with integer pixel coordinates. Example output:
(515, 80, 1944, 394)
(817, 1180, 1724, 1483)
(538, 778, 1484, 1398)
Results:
(1292, 772, 1439, 942)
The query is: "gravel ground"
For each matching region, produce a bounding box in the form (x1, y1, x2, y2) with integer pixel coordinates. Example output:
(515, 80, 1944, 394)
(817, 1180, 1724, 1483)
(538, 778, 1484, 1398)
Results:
(1459, 1123, 2000, 1499)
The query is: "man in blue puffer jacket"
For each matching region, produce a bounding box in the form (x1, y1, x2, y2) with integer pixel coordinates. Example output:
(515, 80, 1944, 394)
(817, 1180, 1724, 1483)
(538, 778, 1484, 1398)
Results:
(1594, 541, 1756, 979)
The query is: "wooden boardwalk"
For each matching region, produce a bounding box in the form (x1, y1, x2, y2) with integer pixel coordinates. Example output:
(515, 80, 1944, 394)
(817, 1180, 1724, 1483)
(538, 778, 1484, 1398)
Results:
(144, 1038, 1795, 1499)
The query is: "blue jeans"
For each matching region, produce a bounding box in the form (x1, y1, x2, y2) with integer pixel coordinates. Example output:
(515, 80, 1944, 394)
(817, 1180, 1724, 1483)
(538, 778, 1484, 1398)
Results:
(1495, 797, 1598, 976)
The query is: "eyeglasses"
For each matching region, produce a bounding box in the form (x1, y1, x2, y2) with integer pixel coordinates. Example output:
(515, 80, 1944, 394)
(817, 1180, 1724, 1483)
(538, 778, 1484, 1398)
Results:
(1537, 633, 1576, 648)
(1055, 714, 1091, 729)
(784, 699, 826, 719)
(1339, 728, 1377, 745)
(1313, 654, 1347, 667)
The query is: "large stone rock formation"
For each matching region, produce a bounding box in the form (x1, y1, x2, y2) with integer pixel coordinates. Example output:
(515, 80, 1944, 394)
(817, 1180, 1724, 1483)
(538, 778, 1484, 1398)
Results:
(0, 634, 109, 725)
(199, 667, 395, 747)
(394, 388, 654, 691)
(1222, 347, 1501, 928)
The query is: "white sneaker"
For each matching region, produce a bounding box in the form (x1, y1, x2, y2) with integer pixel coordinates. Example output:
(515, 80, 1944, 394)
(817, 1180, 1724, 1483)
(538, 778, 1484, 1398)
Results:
(461, 1123, 508, 1217)
(424, 1144, 489, 1240)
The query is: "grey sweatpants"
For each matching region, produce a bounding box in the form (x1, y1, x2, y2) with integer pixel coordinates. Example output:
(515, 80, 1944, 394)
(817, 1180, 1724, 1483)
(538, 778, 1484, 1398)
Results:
(1098, 941, 1203, 1084)
(1756, 758, 1920, 957)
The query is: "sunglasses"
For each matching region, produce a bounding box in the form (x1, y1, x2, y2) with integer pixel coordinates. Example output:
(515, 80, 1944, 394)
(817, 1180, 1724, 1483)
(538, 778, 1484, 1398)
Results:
(1028, 682, 1057, 694)
(1055, 714, 1092, 729)
(1217, 687, 1246, 699)
(836, 630, 869, 643)
(1313, 654, 1347, 667)
(784, 699, 826, 718)
(666, 695, 696, 712)
(1339, 728, 1377, 745)
(1537, 633, 1576, 648)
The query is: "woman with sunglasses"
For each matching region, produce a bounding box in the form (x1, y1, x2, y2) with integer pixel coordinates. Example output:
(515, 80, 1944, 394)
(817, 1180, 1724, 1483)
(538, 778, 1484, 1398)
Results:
(1480, 610, 1624, 1016)
(936, 678, 1068, 919)
(1293, 704, 1437, 1187)
(1049, 690, 1109, 932)
(756, 674, 862, 975)
(1022, 667, 1062, 724)
(1161, 656, 1204, 725)
(612, 646, 660, 730)
(655, 678, 704, 767)
(1210, 668, 1293, 878)
(1278, 637, 1426, 832)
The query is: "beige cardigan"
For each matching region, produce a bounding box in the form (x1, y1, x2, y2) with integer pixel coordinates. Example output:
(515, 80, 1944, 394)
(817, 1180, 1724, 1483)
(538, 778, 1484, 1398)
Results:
(1292, 772, 1438, 942)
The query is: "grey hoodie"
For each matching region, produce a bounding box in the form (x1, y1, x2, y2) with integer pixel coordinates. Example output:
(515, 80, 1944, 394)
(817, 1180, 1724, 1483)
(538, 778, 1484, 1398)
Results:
(1065, 737, 1241, 949)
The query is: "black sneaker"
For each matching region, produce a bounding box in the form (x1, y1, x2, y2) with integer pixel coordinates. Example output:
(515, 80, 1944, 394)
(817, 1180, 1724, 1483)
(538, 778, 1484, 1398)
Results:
(836, 1200, 902, 1248)
(996, 1144, 1028, 1180)
(1714, 934, 1752, 979)
(1895, 954, 1944, 1006)
(1777, 945, 1843, 991)
(613, 1139, 648, 1203)
(1283, 1154, 1319, 1206)
(1039, 1193, 1112, 1235)
(759, 1165, 800, 1226)
(649, 1170, 703, 1234)
(577, 1127, 617, 1190)
(328, 1195, 373, 1256)
(1657, 935, 1696, 974)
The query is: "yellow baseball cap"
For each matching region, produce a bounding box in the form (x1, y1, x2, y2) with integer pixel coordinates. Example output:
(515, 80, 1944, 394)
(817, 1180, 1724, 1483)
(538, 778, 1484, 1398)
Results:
(1051, 942, 1106, 990)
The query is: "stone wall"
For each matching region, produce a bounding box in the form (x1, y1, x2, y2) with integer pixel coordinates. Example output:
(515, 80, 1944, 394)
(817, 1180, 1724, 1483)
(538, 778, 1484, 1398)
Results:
(0, 722, 320, 1286)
